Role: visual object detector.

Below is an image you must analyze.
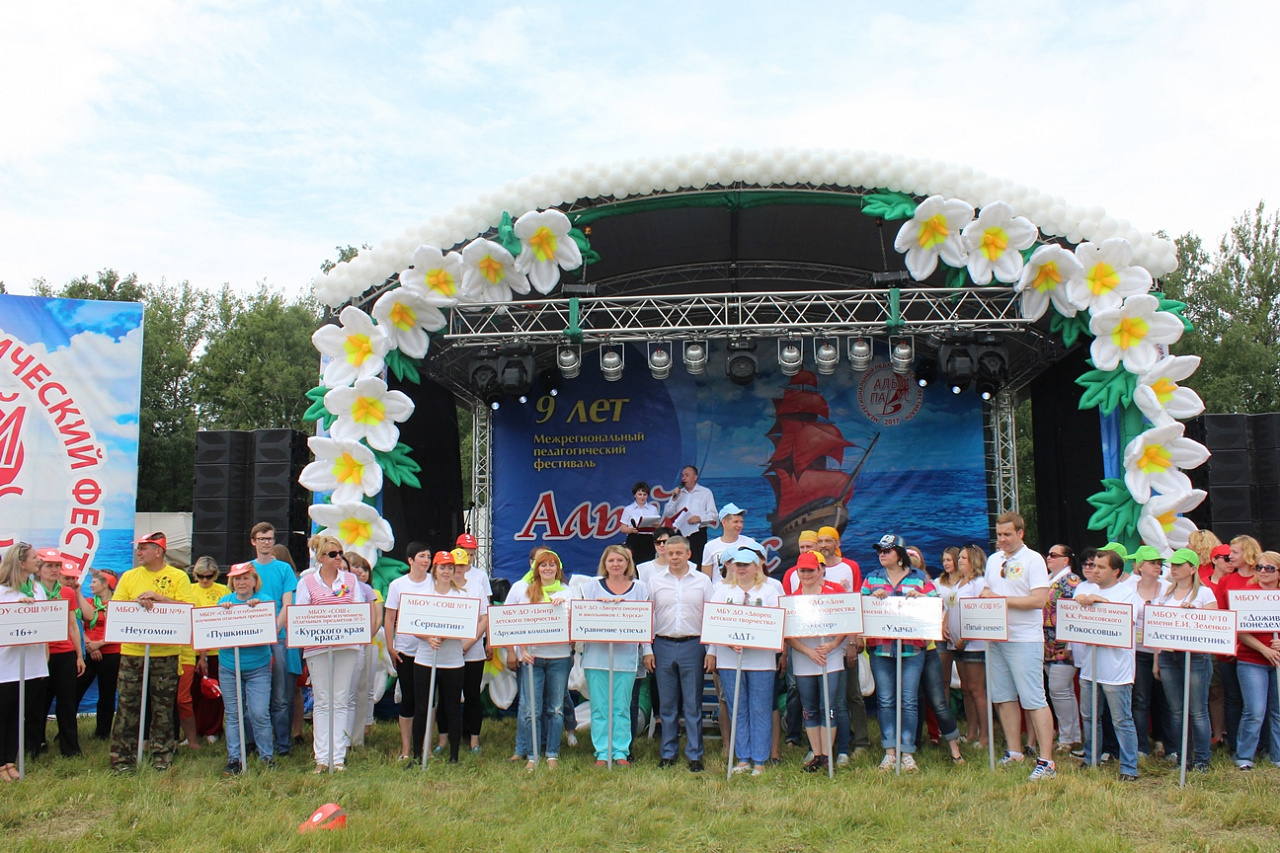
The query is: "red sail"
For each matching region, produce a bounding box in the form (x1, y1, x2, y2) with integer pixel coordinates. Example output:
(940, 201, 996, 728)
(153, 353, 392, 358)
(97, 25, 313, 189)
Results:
(770, 388, 829, 420)
(765, 468, 856, 520)
(766, 421, 854, 474)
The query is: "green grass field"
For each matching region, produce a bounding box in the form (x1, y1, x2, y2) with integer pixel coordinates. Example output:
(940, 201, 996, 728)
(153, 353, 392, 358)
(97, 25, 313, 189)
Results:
(3, 716, 1277, 852)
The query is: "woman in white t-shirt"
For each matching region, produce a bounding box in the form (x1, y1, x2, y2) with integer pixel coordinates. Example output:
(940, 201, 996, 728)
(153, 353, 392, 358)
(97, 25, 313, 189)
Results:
(946, 544, 990, 748)
(1155, 548, 1218, 770)
(0, 543, 47, 782)
(383, 542, 434, 761)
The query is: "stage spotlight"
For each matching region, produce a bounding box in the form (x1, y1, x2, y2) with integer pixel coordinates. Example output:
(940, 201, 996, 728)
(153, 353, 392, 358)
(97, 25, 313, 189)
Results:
(726, 340, 758, 386)
(469, 353, 502, 409)
(484, 386, 504, 409)
(600, 345, 624, 382)
(890, 338, 914, 375)
(975, 346, 1008, 402)
(815, 339, 839, 375)
(914, 357, 938, 388)
(497, 348, 534, 403)
(975, 377, 998, 401)
(849, 337, 873, 372)
(648, 343, 672, 380)
(538, 369, 560, 398)
(778, 339, 803, 377)
(683, 341, 708, 375)
(557, 344, 581, 379)
(942, 345, 975, 395)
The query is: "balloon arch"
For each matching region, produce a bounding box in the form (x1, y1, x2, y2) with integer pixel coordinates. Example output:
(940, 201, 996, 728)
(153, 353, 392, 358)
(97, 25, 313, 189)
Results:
(297, 147, 1205, 582)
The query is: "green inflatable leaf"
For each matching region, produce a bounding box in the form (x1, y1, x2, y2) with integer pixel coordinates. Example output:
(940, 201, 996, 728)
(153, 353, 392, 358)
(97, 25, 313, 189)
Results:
(1086, 478, 1142, 542)
(385, 348, 422, 385)
(372, 555, 409, 596)
(860, 191, 918, 221)
(497, 211, 522, 258)
(1050, 310, 1093, 349)
(1152, 292, 1194, 334)
(945, 265, 969, 290)
(373, 442, 422, 489)
(569, 227, 601, 265)
(303, 384, 336, 429)
(1075, 360, 1137, 414)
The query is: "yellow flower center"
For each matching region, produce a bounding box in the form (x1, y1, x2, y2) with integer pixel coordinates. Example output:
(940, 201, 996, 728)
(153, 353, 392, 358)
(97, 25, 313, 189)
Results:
(388, 301, 416, 331)
(1150, 376, 1178, 404)
(980, 227, 1009, 261)
(425, 268, 457, 297)
(343, 333, 373, 365)
(528, 226, 557, 262)
(332, 452, 364, 485)
(916, 214, 950, 250)
(1031, 260, 1062, 293)
(1136, 444, 1172, 474)
(350, 396, 386, 426)
(477, 255, 505, 285)
(338, 518, 372, 547)
(1111, 316, 1150, 350)
(1087, 261, 1120, 296)
(1155, 508, 1177, 532)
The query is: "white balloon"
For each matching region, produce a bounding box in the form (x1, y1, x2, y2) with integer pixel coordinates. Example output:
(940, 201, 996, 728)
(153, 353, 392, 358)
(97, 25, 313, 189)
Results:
(1078, 219, 1097, 239)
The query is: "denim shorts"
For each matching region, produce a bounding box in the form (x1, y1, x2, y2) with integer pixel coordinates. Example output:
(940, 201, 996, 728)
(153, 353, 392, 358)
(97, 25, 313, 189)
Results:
(986, 641, 1048, 709)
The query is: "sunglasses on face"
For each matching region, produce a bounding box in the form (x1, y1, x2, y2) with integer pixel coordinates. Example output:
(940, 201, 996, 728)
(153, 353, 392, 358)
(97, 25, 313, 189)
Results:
(326, 550, 344, 559)
(195, 573, 216, 580)
(654, 539, 669, 545)
(1047, 552, 1067, 559)
(1257, 565, 1279, 573)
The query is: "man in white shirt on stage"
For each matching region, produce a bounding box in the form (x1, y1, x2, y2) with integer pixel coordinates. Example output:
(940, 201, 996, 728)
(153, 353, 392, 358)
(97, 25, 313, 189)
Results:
(666, 466, 718, 566)
(700, 503, 763, 581)
(649, 535, 715, 772)
(981, 511, 1057, 781)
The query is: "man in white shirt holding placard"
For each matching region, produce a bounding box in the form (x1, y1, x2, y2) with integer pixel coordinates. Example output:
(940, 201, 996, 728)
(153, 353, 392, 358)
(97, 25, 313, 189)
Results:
(1072, 549, 1140, 781)
(980, 512, 1056, 780)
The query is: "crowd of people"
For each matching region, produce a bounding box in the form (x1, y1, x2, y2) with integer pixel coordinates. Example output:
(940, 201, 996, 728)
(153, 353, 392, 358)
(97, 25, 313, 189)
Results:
(3, 474, 1279, 783)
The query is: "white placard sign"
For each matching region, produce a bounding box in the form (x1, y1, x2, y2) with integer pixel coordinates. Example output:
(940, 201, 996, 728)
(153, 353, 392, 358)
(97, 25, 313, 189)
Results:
(958, 597, 1009, 642)
(569, 599, 654, 644)
(286, 603, 373, 648)
(0, 600, 69, 646)
(488, 603, 570, 648)
(780, 593, 863, 638)
(699, 602, 786, 651)
(105, 600, 194, 645)
(1055, 600, 1134, 649)
(860, 595, 944, 641)
(1143, 604, 1238, 654)
(1228, 590, 1280, 633)
(396, 594, 481, 641)
(191, 603, 278, 651)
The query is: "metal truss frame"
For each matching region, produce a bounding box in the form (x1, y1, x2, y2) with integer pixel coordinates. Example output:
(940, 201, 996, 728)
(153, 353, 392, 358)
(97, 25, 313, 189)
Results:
(989, 390, 1020, 518)
(469, 405, 493, 574)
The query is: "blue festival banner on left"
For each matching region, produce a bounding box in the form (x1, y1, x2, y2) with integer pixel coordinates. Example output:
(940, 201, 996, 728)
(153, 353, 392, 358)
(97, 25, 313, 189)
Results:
(0, 294, 144, 574)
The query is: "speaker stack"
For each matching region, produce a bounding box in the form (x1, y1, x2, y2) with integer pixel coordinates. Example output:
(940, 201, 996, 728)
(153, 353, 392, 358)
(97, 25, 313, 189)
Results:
(192, 429, 311, 571)
(1185, 413, 1280, 546)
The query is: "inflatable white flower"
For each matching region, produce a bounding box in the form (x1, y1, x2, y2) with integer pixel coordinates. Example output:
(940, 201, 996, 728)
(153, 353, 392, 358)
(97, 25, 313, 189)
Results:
(961, 202, 1037, 285)
(1067, 239, 1153, 314)
(324, 377, 415, 452)
(893, 195, 974, 281)
(514, 209, 583, 294)
(1137, 488, 1207, 552)
(398, 246, 463, 306)
(460, 239, 530, 303)
(372, 287, 443, 359)
(1088, 294, 1184, 375)
(311, 306, 391, 389)
(308, 501, 394, 566)
(1015, 245, 1084, 320)
(299, 437, 383, 504)
(1122, 422, 1210, 504)
(1133, 355, 1205, 427)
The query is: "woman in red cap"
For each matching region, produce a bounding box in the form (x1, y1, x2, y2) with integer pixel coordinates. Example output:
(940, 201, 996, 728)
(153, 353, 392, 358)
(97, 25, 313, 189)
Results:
(75, 569, 121, 739)
(28, 550, 84, 758)
(1, 543, 47, 781)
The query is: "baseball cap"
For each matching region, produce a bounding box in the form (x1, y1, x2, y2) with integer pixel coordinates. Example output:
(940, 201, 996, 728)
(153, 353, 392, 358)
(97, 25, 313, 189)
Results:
(1169, 548, 1200, 566)
(1210, 544, 1231, 559)
(432, 551, 456, 566)
(1131, 545, 1165, 563)
(450, 547, 471, 565)
(97, 570, 118, 591)
(59, 561, 80, 578)
(227, 562, 255, 578)
(1098, 542, 1129, 560)
(875, 534, 905, 552)
(725, 547, 759, 565)
(135, 532, 168, 551)
(794, 552, 824, 571)
(36, 547, 63, 563)
(456, 533, 478, 549)
(719, 502, 745, 519)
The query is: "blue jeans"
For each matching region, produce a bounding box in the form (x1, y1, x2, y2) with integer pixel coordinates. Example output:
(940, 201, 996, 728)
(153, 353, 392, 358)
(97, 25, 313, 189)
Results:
(221, 661, 273, 764)
(797, 670, 840, 731)
(868, 651, 925, 754)
(654, 637, 706, 760)
(1080, 679, 1138, 776)
(918, 645, 961, 742)
(833, 667, 850, 755)
(1159, 651, 1212, 766)
(270, 639, 292, 755)
(719, 667, 774, 765)
(516, 656, 572, 760)
(1236, 661, 1280, 765)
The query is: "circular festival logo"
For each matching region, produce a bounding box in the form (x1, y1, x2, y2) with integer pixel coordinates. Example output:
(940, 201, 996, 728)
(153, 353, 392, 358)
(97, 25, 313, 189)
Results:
(857, 362, 923, 426)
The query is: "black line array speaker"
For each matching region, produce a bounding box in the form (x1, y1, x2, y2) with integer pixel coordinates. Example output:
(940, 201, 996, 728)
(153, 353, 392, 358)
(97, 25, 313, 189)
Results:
(1185, 413, 1280, 546)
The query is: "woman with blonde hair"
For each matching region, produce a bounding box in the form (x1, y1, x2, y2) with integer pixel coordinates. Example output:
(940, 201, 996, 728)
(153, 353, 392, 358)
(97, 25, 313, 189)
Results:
(1156, 548, 1219, 770)
(0, 543, 47, 781)
(75, 569, 122, 739)
(1235, 550, 1280, 770)
(1218, 534, 1263, 759)
(216, 562, 276, 774)
(506, 548, 575, 769)
(295, 534, 367, 772)
(583, 544, 652, 767)
(188, 556, 228, 746)
(712, 547, 778, 775)
(948, 544, 992, 749)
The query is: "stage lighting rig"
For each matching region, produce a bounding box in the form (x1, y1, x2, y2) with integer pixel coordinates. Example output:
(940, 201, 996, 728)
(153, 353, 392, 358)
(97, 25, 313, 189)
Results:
(941, 345, 975, 395)
(557, 344, 581, 379)
(975, 346, 1008, 402)
(778, 339, 803, 377)
(815, 339, 839, 375)
(848, 337, 873, 372)
(726, 340, 758, 386)
(890, 338, 914, 376)
(538, 369, 560, 398)
(497, 347, 534, 404)
(647, 342, 672, 379)
(683, 341, 708, 375)
(600, 344, 624, 382)
(468, 351, 503, 409)
(914, 357, 938, 388)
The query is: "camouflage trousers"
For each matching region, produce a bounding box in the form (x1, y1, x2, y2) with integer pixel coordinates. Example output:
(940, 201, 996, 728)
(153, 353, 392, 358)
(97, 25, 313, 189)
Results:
(110, 654, 179, 769)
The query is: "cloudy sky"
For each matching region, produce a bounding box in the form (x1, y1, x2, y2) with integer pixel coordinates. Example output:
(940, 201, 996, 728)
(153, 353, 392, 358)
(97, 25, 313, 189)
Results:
(2, 1, 1277, 297)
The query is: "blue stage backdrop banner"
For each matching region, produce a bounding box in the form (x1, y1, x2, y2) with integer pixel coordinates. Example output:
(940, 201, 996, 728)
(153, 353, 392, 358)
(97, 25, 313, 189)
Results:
(0, 294, 144, 574)
(491, 342, 988, 582)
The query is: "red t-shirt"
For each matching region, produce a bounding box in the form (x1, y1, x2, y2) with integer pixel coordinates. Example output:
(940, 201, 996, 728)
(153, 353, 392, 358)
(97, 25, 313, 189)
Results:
(47, 585, 78, 655)
(82, 596, 121, 656)
(1236, 629, 1278, 666)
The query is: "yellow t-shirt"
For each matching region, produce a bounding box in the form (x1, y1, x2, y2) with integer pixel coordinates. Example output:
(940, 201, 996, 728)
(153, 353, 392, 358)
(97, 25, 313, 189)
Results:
(187, 582, 230, 659)
(114, 564, 194, 657)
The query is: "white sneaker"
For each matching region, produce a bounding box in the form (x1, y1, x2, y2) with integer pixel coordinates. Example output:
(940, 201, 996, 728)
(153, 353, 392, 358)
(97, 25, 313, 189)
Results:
(836, 753, 849, 767)
(901, 754, 918, 772)
(878, 753, 896, 772)
(803, 750, 814, 763)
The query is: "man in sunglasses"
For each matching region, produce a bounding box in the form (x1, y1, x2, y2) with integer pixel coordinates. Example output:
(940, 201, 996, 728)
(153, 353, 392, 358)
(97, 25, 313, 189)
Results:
(980, 512, 1056, 780)
(110, 532, 193, 773)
